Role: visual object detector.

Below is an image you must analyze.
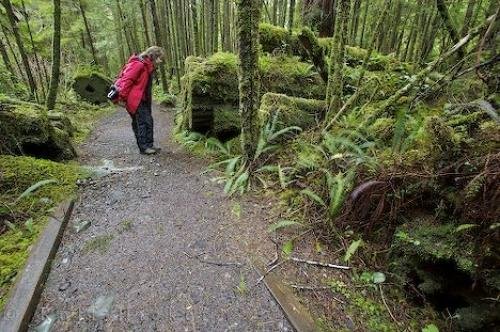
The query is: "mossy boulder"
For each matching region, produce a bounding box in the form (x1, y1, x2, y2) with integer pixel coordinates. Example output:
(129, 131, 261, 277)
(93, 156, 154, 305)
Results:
(72, 69, 112, 104)
(179, 52, 326, 137)
(0, 96, 76, 160)
(258, 93, 326, 137)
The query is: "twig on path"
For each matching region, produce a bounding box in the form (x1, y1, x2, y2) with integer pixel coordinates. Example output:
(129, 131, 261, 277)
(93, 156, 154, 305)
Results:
(379, 284, 400, 328)
(183, 251, 243, 268)
(290, 257, 351, 270)
(253, 261, 286, 287)
(288, 284, 346, 304)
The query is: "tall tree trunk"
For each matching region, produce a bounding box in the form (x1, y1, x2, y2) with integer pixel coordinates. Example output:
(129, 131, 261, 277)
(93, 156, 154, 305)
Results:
(0, 38, 16, 82)
(1, 0, 37, 99)
(21, 0, 46, 100)
(78, 0, 99, 65)
(237, 0, 261, 159)
(110, 1, 126, 65)
(115, 0, 133, 55)
(326, 0, 350, 116)
(358, 0, 369, 46)
(140, 0, 152, 46)
(288, 0, 296, 31)
(1, 24, 25, 82)
(460, 0, 476, 36)
(349, 0, 361, 44)
(149, 0, 169, 92)
(46, 0, 61, 110)
(191, 0, 200, 54)
(222, 0, 232, 51)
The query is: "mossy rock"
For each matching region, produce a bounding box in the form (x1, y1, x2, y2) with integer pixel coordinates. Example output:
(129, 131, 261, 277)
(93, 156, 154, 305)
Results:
(72, 70, 112, 104)
(0, 96, 76, 160)
(258, 93, 326, 138)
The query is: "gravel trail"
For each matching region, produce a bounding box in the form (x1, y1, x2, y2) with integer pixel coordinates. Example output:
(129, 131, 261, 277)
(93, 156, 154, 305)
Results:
(31, 105, 290, 331)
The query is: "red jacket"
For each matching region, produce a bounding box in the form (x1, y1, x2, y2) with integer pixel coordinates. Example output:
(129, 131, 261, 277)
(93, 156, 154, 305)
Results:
(117, 55, 154, 115)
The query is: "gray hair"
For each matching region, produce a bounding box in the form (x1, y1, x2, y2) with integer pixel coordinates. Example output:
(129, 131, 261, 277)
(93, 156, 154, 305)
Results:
(140, 46, 164, 61)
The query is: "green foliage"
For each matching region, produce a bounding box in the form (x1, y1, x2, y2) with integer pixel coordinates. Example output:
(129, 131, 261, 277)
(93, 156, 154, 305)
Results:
(0, 155, 82, 311)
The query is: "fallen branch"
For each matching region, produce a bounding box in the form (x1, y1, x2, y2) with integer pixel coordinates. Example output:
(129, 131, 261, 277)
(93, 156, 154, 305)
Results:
(288, 284, 346, 304)
(379, 285, 400, 327)
(183, 251, 243, 267)
(253, 261, 286, 287)
(290, 257, 351, 270)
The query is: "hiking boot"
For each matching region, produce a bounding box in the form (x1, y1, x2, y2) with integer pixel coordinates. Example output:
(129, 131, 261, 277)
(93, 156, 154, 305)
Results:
(140, 148, 157, 155)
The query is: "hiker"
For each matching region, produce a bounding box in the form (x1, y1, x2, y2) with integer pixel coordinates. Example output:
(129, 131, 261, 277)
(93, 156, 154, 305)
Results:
(116, 46, 164, 155)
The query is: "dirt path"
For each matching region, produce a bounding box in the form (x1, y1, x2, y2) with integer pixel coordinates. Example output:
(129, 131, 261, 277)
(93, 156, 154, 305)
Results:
(31, 105, 291, 331)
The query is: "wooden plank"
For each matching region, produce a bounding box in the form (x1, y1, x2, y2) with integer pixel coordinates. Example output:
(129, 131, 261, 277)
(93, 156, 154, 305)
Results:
(0, 200, 74, 332)
(254, 262, 319, 332)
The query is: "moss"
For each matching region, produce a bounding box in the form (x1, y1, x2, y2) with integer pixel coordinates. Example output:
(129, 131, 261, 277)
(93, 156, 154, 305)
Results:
(72, 68, 112, 104)
(259, 23, 301, 56)
(179, 52, 326, 135)
(0, 155, 82, 312)
(0, 96, 77, 160)
(83, 235, 114, 254)
(258, 93, 325, 137)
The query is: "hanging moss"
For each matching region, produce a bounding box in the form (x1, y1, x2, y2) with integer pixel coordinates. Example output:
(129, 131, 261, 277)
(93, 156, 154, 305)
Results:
(0, 96, 76, 160)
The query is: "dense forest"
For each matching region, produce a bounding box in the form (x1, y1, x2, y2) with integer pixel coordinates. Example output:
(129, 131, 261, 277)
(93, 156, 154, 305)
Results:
(0, 0, 499, 331)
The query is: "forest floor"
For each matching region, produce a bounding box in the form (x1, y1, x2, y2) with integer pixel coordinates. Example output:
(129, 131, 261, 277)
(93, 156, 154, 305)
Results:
(30, 104, 292, 331)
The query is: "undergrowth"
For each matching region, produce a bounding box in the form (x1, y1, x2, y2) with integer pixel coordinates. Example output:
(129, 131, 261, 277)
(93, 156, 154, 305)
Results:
(0, 156, 84, 312)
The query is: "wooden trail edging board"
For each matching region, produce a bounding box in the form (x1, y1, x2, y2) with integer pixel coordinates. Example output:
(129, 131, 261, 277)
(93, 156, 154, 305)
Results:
(0, 200, 75, 332)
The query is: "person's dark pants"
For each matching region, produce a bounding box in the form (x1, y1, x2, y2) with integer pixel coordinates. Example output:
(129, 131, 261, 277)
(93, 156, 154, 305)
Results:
(131, 101, 154, 152)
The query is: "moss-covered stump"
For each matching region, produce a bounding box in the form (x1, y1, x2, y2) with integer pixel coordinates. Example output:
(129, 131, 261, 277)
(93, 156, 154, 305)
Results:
(72, 70, 112, 104)
(0, 96, 76, 160)
(179, 52, 326, 137)
(258, 93, 326, 138)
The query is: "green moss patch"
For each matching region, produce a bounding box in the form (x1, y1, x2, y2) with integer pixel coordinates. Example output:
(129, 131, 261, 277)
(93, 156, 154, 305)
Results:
(0, 155, 82, 312)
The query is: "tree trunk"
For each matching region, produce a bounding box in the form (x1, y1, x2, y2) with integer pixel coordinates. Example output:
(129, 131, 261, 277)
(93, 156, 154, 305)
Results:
(21, 0, 46, 100)
(222, 0, 232, 51)
(1, 24, 25, 82)
(237, 0, 261, 159)
(358, 0, 369, 46)
(1, 0, 37, 99)
(46, 0, 61, 110)
(349, 0, 361, 45)
(110, 1, 126, 65)
(326, 0, 350, 116)
(140, 0, 152, 46)
(460, 0, 476, 36)
(149, 0, 169, 92)
(0, 38, 16, 82)
(288, 0, 296, 31)
(297, 28, 328, 82)
(78, 0, 99, 65)
(191, 0, 200, 54)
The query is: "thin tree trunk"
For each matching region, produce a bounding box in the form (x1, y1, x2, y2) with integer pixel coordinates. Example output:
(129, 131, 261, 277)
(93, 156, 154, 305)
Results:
(237, 0, 261, 159)
(115, 0, 133, 55)
(460, 0, 476, 36)
(111, 1, 126, 65)
(0, 38, 16, 82)
(1, 0, 36, 99)
(326, 0, 350, 116)
(222, 0, 232, 51)
(288, 0, 296, 31)
(1, 24, 24, 81)
(46, 0, 61, 110)
(21, 0, 46, 100)
(149, 0, 169, 92)
(78, 0, 99, 65)
(140, 0, 152, 46)
(358, 0, 369, 46)
(349, 0, 361, 44)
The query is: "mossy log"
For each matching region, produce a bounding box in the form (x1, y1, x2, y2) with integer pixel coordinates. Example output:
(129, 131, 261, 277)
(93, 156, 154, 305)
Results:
(179, 52, 326, 138)
(72, 70, 112, 104)
(0, 96, 76, 160)
(258, 93, 326, 139)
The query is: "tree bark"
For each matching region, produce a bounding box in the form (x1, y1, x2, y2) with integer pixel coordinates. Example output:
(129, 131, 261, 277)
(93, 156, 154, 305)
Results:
(0, 37, 16, 82)
(46, 0, 61, 110)
(78, 0, 99, 65)
(326, 0, 350, 116)
(149, 0, 169, 92)
(237, 0, 261, 159)
(297, 28, 328, 82)
(140, 0, 152, 46)
(1, 0, 37, 99)
(288, 0, 296, 31)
